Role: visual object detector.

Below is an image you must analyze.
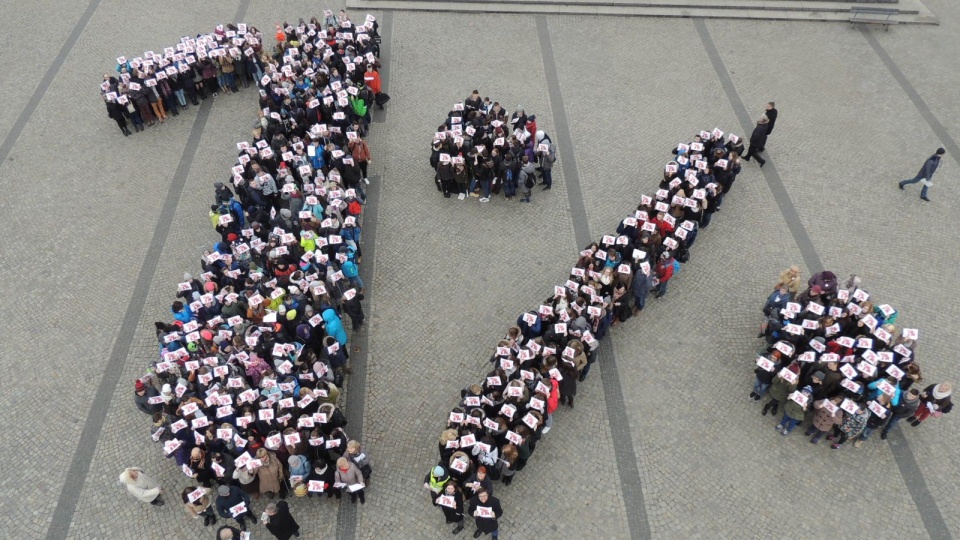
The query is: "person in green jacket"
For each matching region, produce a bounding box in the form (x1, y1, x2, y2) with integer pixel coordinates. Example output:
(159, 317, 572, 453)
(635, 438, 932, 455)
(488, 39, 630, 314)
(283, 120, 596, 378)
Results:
(777, 385, 811, 436)
(762, 362, 799, 418)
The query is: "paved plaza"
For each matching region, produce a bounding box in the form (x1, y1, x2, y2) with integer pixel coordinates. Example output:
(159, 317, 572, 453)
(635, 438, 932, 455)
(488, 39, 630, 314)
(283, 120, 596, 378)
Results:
(0, 0, 959, 538)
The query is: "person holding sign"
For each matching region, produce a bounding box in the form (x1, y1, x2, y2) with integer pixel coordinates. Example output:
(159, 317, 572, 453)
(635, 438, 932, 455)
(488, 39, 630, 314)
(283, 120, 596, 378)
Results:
(854, 394, 892, 448)
(762, 362, 799, 417)
(435, 481, 466, 535)
(829, 403, 869, 450)
(467, 488, 503, 539)
(335, 457, 366, 504)
(778, 386, 812, 436)
(181, 486, 217, 527)
(215, 484, 253, 531)
(805, 397, 843, 444)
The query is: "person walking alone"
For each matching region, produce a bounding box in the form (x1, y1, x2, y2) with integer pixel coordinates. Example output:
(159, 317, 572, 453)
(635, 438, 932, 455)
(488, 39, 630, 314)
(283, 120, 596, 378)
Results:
(899, 147, 945, 202)
(742, 117, 769, 167)
(764, 102, 778, 136)
(118, 467, 164, 506)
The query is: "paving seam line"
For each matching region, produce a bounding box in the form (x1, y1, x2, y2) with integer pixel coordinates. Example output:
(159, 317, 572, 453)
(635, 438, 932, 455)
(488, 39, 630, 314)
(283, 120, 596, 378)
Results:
(695, 18, 951, 540)
(0, 0, 103, 171)
(537, 15, 652, 540)
(335, 9, 393, 540)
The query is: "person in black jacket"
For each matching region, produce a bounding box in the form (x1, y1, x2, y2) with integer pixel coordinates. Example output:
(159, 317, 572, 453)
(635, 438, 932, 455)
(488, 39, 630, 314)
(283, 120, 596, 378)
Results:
(467, 489, 503, 538)
(105, 97, 132, 136)
(435, 481, 465, 535)
(899, 147, 945, 202)
(263, 501, 300, 540)
(765, 102, 778, 135)
(742, 117, 769, 167)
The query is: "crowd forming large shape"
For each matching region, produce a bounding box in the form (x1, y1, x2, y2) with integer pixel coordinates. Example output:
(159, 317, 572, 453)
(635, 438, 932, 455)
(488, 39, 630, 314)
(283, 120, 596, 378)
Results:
(124, 11, 386, 537)
(754, 269, 953, 448)
(422, 124, 746, 537)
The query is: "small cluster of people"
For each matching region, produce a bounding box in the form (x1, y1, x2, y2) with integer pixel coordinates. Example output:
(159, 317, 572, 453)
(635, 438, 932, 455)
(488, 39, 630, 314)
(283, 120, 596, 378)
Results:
(424, 127, 743, 537)
(429, 92, 554, 202)
(755, 268, 953, 449)
(101, 23, 266, 136)
(125, 10, 388, 539)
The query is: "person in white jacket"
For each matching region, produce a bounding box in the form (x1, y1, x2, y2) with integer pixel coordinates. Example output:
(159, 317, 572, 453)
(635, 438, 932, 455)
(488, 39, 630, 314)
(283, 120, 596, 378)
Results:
(118, 467, 164, 506)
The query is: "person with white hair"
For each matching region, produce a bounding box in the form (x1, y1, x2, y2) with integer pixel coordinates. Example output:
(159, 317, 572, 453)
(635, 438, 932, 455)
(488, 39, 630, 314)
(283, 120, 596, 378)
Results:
(117, 467, 163, 506)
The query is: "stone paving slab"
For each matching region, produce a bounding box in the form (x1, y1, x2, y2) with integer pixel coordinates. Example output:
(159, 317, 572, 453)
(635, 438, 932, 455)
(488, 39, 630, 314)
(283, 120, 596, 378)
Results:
(1, 0, 960, 538)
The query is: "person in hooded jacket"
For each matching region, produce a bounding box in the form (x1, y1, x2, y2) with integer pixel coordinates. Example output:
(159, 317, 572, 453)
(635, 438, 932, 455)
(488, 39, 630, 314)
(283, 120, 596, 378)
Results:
(741, 116, 768, 167)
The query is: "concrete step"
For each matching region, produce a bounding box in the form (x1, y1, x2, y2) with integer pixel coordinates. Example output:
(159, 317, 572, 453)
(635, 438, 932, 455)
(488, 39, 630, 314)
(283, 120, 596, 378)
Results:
(345, 0, 938, 24)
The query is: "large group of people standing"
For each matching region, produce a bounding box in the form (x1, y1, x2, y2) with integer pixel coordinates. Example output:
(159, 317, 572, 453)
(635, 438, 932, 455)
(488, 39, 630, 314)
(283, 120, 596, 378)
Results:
(123, 11, 387, 539)
(423, 126, 744, 537)
(101, 23, 265, 136)
(430, 92, 554, 202)
(755, 269, 952, 448)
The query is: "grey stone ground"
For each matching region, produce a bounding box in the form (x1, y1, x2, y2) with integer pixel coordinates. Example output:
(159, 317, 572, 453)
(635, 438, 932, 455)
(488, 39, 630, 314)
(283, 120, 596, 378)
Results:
(0, 0, 958, 538)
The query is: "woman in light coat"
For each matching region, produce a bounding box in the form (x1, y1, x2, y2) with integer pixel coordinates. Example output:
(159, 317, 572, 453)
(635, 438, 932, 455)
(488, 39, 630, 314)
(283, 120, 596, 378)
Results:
(118, 467, 163, 506)
(255, 448, 285, 498)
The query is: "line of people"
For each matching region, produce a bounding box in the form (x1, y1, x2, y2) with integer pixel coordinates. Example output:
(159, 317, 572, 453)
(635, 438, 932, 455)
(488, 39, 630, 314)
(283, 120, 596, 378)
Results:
(430, 92, 555, 202)
(124, 10, 388, 539)
(101, 23, 266, 136)
(755, 269, 952, 449)
(423, 127, 743, 538)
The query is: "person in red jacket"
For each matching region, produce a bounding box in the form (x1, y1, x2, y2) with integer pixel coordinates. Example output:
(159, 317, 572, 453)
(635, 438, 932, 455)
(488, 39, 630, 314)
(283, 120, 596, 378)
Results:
(542, 377, 560, 434)
(655, 252, 675, 298)
(363, 64, 383, 108)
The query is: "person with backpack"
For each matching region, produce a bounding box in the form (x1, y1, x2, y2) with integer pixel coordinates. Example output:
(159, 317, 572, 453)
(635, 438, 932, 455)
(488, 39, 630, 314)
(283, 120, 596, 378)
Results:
(517, 155, 535, 203)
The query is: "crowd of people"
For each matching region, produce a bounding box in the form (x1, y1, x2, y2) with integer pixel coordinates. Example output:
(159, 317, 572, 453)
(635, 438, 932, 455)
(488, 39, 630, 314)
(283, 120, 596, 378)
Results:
(755, 269, 953, 449)
(101, 23, 266, 136)
(125, 11, 387, 539)
(423, 127, 743, 537)
(430, 93, 554, 202)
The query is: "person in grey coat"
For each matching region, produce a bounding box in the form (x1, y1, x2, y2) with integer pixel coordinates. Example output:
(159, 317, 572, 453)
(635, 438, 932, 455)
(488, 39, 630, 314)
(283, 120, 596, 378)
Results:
(899, 147, 945, 201)
(517, 156, 536, 203)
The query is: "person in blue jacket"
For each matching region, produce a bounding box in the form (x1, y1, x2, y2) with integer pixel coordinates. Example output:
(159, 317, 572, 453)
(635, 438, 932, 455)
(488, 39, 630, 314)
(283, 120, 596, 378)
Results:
(171, 301, 194, 324)
(322, 307, 348, 346)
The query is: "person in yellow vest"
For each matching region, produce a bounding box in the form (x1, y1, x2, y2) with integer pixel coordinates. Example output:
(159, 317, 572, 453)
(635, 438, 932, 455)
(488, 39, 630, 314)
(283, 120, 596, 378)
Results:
(422, 465, 450, 504)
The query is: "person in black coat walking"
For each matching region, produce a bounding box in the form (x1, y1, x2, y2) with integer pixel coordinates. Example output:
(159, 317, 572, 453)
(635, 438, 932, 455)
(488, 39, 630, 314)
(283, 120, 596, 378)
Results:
(899, 147, 945, 201)
(765, 102, 778, 135)
(742, 117, 769, 167)
(263, 501, 300, 540)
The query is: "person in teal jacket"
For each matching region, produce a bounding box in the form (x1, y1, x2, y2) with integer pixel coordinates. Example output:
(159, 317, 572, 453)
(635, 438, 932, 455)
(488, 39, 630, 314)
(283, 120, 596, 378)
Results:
(868, 377, 901, 407)
(322, 307, 348, 346)
(342, 259, 363, 291)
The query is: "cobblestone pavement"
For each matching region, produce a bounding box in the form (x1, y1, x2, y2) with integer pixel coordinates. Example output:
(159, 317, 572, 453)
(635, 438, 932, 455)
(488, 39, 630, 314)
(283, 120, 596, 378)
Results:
(1, 0, 959, 538)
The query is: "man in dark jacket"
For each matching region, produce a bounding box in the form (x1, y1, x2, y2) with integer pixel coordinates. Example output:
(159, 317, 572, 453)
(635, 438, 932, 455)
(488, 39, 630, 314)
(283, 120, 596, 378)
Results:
(467, 488, 503, 538)
(216, 484, 253, 530)
(263, 501, 300, 540)
(765, 102, 778, 135)
(742, 117, 769, 167)
(899, 147, 945, 201)
(134, 380, 161, 415)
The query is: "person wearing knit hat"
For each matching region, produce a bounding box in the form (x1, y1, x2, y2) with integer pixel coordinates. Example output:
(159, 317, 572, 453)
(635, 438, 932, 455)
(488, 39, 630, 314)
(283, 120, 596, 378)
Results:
(424, 465, 449, 503)
(134, 380, 161, 415)
(910, 382, 953, 426)
(215, 483, 252, 531)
